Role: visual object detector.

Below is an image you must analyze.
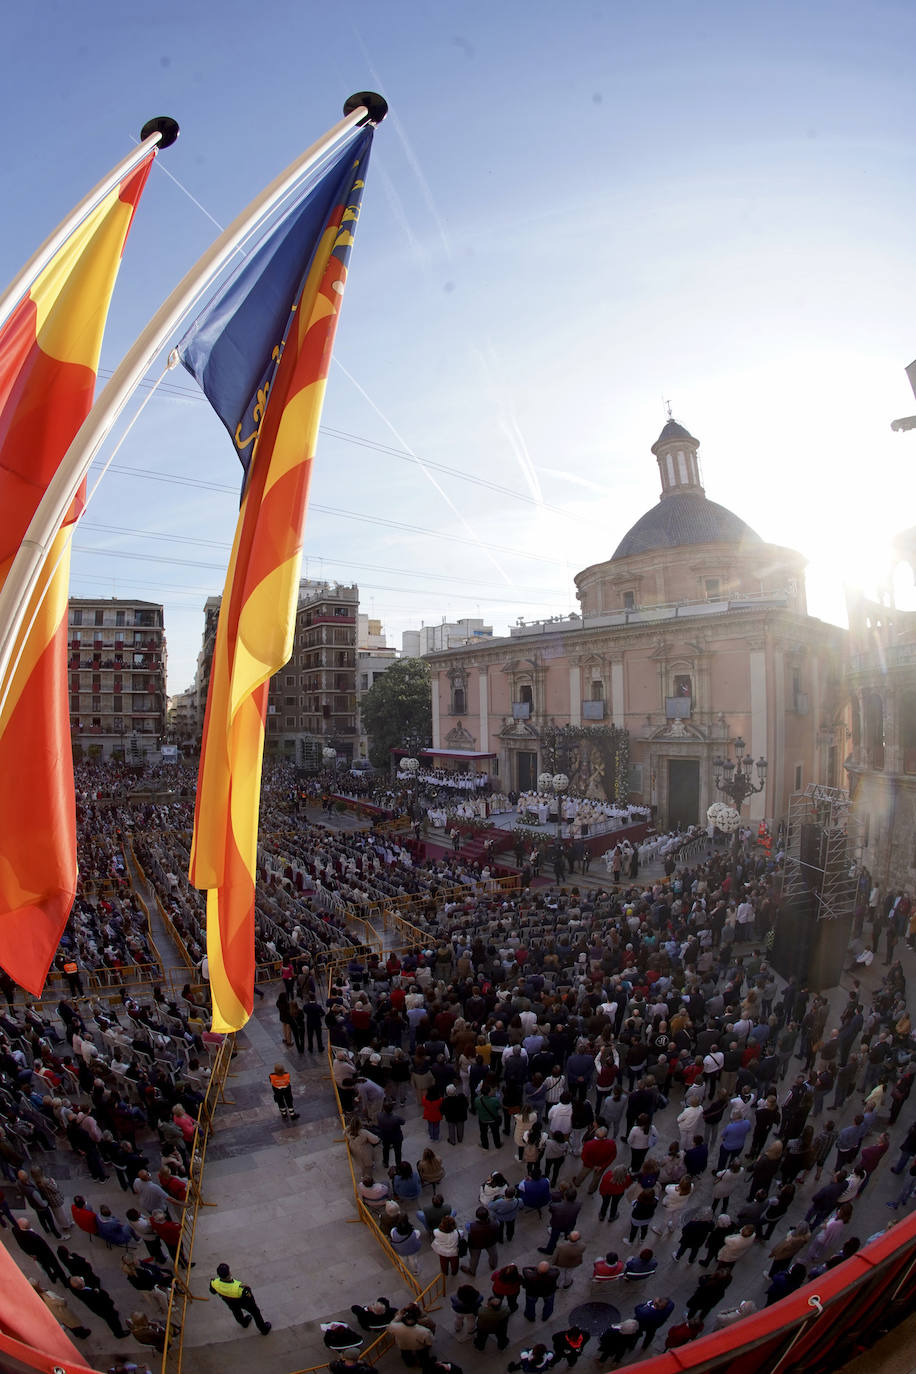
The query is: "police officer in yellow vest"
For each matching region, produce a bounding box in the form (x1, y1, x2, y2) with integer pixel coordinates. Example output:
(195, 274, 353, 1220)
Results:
(209, 1262, 271, 1333)
(269, 1064, 299, 1121)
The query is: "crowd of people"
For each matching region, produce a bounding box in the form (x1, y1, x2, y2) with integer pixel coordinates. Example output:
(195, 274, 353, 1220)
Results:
(313, 834, 915, 1365)
(0, 977, 218, 1360)
(2, 755, 915, 1371)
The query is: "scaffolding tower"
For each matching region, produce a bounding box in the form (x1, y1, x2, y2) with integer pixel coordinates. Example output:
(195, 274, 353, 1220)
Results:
(780, 783, 861, 922)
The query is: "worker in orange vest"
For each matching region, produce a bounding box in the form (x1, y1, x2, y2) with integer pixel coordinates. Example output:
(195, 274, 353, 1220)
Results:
(268, 1064, 299, 1121)
(62, 960, 83, 996)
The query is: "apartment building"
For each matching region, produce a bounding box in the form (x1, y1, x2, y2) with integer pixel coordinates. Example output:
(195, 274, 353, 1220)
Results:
(68, 598, 167, 760)
(265, 581, 359, 762)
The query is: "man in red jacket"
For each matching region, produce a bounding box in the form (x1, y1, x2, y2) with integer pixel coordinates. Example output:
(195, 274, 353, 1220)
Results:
(572, 1127, 617, 1193)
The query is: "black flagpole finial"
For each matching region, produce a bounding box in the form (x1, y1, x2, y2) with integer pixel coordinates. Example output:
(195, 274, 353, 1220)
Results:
(140, 116, 180, 150)
(343, 92, 388, 127)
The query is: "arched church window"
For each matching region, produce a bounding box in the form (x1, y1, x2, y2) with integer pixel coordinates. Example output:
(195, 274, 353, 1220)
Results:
(452, 686, 465, 715)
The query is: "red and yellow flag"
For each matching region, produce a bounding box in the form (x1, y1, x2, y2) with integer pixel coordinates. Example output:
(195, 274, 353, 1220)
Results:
(0, 154, 155, 993)
(187, 131, 373, 1029)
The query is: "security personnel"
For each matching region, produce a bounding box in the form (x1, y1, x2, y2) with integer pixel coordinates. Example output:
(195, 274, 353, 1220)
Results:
(268, 1063, 299, 1121)
(209, 1262, 271, 1333)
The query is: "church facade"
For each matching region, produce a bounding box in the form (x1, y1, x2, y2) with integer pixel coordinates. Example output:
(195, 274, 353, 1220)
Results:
(426, 418, 848, 829)
(845, 528, 916, 894)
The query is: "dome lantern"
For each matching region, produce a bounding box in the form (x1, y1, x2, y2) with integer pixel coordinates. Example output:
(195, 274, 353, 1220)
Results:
(651, 416, 704, 499)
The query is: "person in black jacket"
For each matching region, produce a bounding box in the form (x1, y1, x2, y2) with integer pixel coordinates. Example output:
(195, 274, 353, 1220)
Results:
(12, 1218, 66, 1283)
(552, 1325, 590, 1366)
(350, 1297, 397, 1332)
(377, 1102, 406, 1168)
(441, 1085, 469, 1145)
(66, 1276, 129, 1338)
(685, 1267, 732, 1321)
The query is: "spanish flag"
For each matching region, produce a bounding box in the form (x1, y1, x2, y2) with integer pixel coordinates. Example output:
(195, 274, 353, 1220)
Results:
(0, 154, 155, 993)
(183, 129, 373, 1030)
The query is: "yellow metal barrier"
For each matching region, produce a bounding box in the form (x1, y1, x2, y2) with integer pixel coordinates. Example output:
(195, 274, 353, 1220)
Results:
(161, 1031, 236, 1374)
(324, 962, 425, 1299)
(287, 1272, 446, 1374)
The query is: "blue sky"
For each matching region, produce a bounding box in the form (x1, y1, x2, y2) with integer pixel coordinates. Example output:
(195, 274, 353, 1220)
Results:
(4, 1, 915, 691)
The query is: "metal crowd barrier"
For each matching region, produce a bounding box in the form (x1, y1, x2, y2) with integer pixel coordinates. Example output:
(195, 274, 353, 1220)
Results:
(160, 1031, 237, 1374)
(288, 1271, 446, 1374)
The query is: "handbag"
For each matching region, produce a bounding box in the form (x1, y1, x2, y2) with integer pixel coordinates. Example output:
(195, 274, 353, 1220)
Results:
(457, 1234, 469, 1257)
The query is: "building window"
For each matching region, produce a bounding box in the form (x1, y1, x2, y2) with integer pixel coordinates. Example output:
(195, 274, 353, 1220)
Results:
(453, 687, 466, 715)
(674, 674, 692, 700)
(902, 692, 916, 774)
(94, 609, 103, 627)
(285, 675, 295, 686)
(622, 591, 635, 610)
(705, 577, 721, 600)
(794, 764, 803, 791)
(70, 694, 79, 713)
(71, 609, 82, 627)
(115, 609, 125, 627)
(865, 692, 885, 769)
(591, 680, 604, 700)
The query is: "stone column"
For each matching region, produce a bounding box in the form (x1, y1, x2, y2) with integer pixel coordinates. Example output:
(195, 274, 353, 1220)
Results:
(569, 664, 581, 727)
(749, 642, 767, 821)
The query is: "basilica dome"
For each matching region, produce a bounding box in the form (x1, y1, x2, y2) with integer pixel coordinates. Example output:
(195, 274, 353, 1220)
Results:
(611, 418, 762, 560)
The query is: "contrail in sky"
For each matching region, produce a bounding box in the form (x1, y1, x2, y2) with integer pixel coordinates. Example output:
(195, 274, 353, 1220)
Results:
(333, 357, 512, 584)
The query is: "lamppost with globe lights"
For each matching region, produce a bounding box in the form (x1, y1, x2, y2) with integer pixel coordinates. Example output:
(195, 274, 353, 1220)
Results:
(713, 736, 767, 811)
(399, 755, 420, 816)
(538, 771, 569, 844)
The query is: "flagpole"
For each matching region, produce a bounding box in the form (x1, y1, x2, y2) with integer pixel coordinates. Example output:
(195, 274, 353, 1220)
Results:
(0, 92, 387, 699)
(0, 117, 179, 337)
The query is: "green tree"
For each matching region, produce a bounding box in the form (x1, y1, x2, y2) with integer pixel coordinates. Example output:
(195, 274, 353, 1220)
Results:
(361, 657, 432, 769)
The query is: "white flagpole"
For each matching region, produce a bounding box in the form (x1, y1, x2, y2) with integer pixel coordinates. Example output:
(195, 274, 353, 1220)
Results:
(0, 93, 387, 699)
(0, 117, 179, 337)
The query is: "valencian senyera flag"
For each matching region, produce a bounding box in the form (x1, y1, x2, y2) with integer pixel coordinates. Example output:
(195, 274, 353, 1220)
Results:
(182, 128, 373, 1031)
(0, 153, 156, 994)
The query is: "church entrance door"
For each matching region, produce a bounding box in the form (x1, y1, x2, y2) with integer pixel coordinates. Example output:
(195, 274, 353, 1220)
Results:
(516, 751, 538, 792)
(668, 758, 699, 829)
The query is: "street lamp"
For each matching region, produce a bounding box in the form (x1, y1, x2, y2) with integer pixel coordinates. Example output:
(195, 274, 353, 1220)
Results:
(713, 735, 767, 810)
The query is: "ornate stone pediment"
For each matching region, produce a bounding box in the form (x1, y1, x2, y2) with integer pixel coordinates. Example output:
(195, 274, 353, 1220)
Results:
(445, 720, 475, 748)
(498, 718, 540, 740)
(649, 718, 708, 742)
